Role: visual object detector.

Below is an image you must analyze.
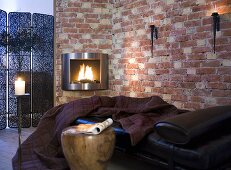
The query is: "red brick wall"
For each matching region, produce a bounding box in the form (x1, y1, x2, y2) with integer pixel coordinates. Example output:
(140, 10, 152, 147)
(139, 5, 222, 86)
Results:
(110, 0, 231, 110)
(55, 0, 112, 104)
(55, 0, 231, 110)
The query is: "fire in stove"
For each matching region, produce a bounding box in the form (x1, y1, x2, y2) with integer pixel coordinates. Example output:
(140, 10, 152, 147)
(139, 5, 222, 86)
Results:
(70, 59, 101, 84)
(74, 64, 99, 83)
(62, 53, 108, 90)
(78, 64, 93, 81)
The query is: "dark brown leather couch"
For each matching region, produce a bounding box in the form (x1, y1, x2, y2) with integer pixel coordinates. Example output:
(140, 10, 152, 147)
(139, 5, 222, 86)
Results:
(75, 105, 231, 170)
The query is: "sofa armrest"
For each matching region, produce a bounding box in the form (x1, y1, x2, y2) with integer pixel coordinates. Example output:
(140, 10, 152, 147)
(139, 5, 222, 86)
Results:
(154, 105, 231, 145)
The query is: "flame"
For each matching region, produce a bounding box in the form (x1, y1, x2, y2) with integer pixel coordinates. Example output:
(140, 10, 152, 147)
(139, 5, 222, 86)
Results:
(78, 64, 94, 81)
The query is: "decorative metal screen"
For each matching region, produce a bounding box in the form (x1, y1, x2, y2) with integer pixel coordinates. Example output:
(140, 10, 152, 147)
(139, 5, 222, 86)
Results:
(8, 12, 31, 128)
(32, 13, 54, 127)
(0, 10, 7, 130)
(0, 10, 54, 129)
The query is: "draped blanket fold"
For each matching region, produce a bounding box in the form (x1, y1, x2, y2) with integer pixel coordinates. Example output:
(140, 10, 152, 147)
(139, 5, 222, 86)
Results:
(12, 95, 179, 170)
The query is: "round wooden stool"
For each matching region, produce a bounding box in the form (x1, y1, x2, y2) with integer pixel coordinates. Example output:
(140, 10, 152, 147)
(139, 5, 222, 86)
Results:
(61, 126, 115, 170)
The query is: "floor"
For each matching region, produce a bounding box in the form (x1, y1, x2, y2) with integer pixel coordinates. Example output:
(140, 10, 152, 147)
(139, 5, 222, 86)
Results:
(0, 128, 36, 170)
(0, 127, 160, 170)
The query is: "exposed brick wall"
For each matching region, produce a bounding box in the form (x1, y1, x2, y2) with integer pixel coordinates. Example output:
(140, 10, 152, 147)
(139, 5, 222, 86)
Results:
(55, 0, 113, 105)
(55, 0, 231, 110)
(110, 0, 231, 110)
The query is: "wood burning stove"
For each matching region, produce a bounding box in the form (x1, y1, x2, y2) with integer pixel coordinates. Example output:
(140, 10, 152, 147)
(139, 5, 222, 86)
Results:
(62, 53, 108, 90)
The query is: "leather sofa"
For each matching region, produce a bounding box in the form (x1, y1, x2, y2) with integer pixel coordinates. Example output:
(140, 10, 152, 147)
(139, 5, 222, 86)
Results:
(74, 105, 231, 170)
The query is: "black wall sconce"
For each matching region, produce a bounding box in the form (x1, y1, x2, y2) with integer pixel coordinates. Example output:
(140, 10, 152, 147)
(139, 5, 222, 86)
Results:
(211, 12, 220, 53)
(150, 25, 158, 57)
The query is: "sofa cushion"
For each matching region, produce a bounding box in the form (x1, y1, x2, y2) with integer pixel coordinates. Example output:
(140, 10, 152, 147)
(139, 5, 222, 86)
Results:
(136, 126, 231, 169)
(154, 105, 231, 144)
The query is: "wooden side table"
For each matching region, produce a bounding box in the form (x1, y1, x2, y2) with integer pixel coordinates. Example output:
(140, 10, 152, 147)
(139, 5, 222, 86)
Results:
(61, 126, 115, 170)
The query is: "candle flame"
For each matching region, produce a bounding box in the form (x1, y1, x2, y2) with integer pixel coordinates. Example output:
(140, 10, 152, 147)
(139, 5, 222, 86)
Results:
(214, 4, 217, 13)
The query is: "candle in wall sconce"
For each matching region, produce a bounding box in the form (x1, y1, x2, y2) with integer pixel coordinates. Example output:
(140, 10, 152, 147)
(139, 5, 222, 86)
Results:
(149, 17, 158, 57)
(211, 4, 220, 53)
(15, 78, 25, 95)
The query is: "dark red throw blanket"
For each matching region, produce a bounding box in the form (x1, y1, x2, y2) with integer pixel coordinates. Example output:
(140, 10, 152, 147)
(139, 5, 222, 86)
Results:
(12, 95, 179, 170)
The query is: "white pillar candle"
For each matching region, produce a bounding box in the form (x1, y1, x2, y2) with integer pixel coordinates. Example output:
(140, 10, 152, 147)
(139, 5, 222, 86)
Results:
(15, 78, 25, 95)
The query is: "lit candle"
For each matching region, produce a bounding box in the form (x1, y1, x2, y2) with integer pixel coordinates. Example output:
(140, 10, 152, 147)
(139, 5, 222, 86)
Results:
(15, 78, 25, 95)
(214, 4, 217, 13)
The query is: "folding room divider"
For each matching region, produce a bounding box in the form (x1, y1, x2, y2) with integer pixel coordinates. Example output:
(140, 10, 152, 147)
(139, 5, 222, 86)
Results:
(0, 10, 54, 129)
